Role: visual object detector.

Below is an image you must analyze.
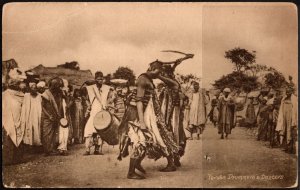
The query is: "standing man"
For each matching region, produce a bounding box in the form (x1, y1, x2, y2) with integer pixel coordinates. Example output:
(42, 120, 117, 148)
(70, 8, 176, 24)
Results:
(118, 61, 179, 179)
(83, 71, 112, 156)
(218, 88, 236, 139)
(3, 78, 26, 165)
(57, 79, 72, 156)
(188, 81, 208, 140)
(245, 96, 256, 131)
(41, 77, 64, 156)
(276, 87, 297, 153)
(21, 80, 42, 148)
(158, 64, 186, 167)
(208, 93, 220, 127)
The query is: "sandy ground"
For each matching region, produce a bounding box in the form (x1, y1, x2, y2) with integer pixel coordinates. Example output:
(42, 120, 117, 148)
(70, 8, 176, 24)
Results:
(2, 124, 297, 188)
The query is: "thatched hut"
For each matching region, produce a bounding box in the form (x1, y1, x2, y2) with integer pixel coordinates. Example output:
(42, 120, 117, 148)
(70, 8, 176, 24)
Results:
(29, 64, 93, 89)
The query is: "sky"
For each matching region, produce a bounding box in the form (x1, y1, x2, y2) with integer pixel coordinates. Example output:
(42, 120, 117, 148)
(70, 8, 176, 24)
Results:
(2, 2, 297, 88)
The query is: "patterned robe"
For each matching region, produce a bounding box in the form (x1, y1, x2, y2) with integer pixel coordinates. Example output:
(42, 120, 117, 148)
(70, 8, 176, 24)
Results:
(118, 74, 179, 160)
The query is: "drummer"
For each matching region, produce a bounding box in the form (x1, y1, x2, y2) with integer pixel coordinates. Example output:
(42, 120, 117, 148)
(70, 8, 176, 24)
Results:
(83, 71, 113, 156)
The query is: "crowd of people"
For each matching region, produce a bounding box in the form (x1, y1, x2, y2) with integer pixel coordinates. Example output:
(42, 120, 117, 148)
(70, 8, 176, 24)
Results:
(204, 76, 297, 154)
(2, 59, 297, 181)
(243, 83, 298, 154)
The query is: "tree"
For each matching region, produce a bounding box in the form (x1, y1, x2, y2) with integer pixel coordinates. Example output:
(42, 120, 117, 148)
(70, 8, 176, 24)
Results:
(175, 73, 201, 94)
(57, 61, 80, 70)
(213, 72, 259, 93)
(264, 71, 288, 90)
(225, 48, 256, 72)
(113, 66, 136, 86)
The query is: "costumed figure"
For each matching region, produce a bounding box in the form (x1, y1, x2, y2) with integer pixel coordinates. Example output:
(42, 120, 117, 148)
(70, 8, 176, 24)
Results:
(118, 61, 180, 180)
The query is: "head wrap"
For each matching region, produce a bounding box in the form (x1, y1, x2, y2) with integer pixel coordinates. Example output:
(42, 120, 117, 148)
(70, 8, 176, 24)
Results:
(149, 60, 163, 71)
(223, 88, 231, 93)
(37, 81, 46, 88)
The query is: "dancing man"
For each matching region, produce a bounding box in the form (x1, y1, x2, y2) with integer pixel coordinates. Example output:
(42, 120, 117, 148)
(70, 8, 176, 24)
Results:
(118, 61, 179, 179)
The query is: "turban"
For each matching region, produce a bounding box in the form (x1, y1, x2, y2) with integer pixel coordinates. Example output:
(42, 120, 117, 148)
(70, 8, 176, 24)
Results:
(37, 81, 46, 88)
(223, 88, 231, 93)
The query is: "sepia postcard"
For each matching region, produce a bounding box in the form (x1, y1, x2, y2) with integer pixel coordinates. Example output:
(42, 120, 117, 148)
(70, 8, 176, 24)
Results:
(2, 2, 298, 188)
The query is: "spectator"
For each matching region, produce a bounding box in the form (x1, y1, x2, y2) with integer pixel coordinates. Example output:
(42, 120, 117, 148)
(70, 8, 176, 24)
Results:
(276, 87, 298, 154)
(3, 78, 26, 165)
(21, 80, 43, 150)
(70, 89, 85, 144)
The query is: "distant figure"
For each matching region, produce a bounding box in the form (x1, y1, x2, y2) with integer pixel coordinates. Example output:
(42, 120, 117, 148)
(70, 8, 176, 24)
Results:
(218, 88, 236, 139)
(188, 82, 208, 140)
(208, 93, 220, 127)
(245, 96, 256, 130)
(256, 97, 269, 141)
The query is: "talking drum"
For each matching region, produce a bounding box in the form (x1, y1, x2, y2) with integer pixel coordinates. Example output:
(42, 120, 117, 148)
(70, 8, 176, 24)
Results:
(93, 110, 120, 145)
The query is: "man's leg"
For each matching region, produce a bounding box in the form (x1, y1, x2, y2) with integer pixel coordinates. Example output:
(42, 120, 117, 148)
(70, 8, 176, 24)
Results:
(94, 134, 104, 155)
(159, 154, 177, 172)
(196, 126, 201, 140)
(84, 135, 93, 155)
(135, 150, 146, 174)
(127, 125, 145, 179)
(220, 124, 224, 139)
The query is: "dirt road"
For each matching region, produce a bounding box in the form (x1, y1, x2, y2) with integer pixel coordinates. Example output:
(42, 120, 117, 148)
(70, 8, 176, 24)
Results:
(3, 124, 297, 188)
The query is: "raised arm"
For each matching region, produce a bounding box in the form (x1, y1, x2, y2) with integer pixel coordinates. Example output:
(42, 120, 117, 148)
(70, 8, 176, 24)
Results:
(157, 74, 179, 90)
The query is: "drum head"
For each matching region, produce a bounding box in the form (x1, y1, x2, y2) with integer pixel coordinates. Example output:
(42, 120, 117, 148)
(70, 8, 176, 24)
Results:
(93, 111, 112, 131)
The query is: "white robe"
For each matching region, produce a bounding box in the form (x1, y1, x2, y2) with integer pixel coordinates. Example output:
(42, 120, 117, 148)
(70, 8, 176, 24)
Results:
(84, 84, 111, 137)
(189, 91, 208, 126)
(21, 93, 42, 146)
(2, 89, 24, 147)
(58, 98, 69, 151)
(276, 94, 298, 133)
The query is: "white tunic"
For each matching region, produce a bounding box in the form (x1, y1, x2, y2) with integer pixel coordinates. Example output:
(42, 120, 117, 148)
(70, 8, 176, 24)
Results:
(84, 84, 111, 137)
